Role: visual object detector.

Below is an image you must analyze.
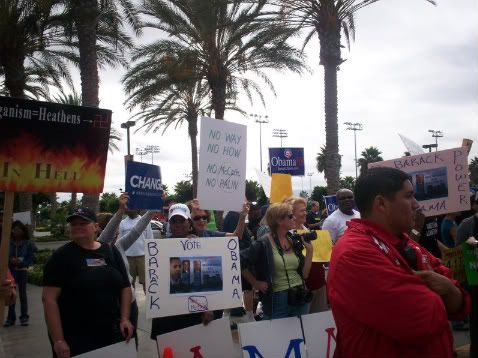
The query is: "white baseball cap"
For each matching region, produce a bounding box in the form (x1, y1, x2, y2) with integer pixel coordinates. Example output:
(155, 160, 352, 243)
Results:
(168, 203, 191, 221)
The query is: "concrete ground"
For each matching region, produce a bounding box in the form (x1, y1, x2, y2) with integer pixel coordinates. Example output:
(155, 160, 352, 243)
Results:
(1, 283, 471, 357)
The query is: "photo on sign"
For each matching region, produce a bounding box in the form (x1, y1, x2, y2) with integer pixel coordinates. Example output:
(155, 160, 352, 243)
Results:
(408, 167, 448, 201)
(170, 256, 223, 294)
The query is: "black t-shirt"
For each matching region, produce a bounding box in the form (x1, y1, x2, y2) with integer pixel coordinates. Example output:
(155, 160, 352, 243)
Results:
(43, 241, 130, 335)
(306, 210, 321, 227)
(420, 217, 442, 259)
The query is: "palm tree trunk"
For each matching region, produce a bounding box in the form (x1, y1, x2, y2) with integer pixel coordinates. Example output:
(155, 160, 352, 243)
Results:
(49, 192, 57, 219)
(323, 61, 340, 195)
(70, 192, 77, 210)
(188, 118, 199, 198)
(210, 81, 227, 120)
(77, 0, 100, 211)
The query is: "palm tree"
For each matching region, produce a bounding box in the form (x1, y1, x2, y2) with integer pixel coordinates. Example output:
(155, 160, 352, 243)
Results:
(316, 145, 341, 176)
(357, 146, 383, 176)
(275, 0, 435, 194)
(58, 0, 140, 210)
(0, 0, 75, 214)
(470, 156, 478, 187)
(138, 0, 307, 120)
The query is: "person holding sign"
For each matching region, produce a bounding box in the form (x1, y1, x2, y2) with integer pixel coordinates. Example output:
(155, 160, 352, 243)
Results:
(240, 202, 313, 319)
(322, 189, 360, 243)
(42, 208, 134, 358)
(328, 167, 470, 358)
(151, 204, 214, 340)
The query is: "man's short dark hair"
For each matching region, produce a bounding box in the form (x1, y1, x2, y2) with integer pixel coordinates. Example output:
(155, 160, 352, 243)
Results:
(354, 167, 411, 217)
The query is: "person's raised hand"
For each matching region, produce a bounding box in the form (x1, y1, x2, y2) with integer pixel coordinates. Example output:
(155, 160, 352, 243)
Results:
(253, 280, 269, 294)
(240, 202, 250, 218)
(118, 193, 129, 212)
(302, 238, 314, 254)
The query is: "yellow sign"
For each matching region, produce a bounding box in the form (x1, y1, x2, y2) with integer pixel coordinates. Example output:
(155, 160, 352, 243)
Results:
(270, 173, 292, 203)
(298, 230, 333, 262)
(442, 246, 466, 283)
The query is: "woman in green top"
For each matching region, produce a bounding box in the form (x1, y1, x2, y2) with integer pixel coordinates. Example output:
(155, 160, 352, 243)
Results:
(241, 202, 313, 319)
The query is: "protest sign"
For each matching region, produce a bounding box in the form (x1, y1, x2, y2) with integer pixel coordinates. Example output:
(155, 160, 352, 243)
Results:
(302, 311, 337, 358)
(74, 341, 136, 358)
(254, 168, 271, 199)
(398, 134, 425, 156)
(238, 316, 306, 358)
(269, 147, 305, 176)
(369, 147, 470, 216)
(197, 117, 247, 211)
(157, 318, 234, 358)
(0, 96, 111, 193)
(144, 237, 242, 319)
(270, 173, 292, 203)
(463, 243, 478, 286)
(125, 161, 163, 210)
(442, 246, 466, 284)
(298, 230, 333, 262)
(324, 195, 337, 216)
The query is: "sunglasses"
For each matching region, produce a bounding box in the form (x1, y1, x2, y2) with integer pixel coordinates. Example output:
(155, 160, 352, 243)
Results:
(192, 215, 209, 221)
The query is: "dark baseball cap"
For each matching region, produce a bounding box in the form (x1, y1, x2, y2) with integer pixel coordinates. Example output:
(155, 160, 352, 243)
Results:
(67, 207, 97, 223)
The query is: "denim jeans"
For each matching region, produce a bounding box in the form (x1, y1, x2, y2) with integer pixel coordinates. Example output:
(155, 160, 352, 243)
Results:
(263, 289, 310, 320)
(7, 270, 28, 322)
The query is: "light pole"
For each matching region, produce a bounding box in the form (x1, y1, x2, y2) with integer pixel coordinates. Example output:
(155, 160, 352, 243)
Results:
(250, 113, 269, 172)
(428, 129, 443, 151)
(307, 172, 313, 194)
(121, 120, 136, 156)
(135, 147, 148, 162)
(344, 122, 363, 179)
(145, 145, 160, 164)
(272, 128, 288, 148)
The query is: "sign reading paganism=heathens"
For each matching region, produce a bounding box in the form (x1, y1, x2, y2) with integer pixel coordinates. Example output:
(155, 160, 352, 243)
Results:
(0, 96, 111, 193)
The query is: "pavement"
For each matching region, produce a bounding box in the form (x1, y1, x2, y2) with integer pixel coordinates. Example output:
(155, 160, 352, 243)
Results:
(0, 283, 471, 357)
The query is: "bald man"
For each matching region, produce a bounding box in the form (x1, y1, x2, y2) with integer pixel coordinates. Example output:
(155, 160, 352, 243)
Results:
(322, 189, 360, 243)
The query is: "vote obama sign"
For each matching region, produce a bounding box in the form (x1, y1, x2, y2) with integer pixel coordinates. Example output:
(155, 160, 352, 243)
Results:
(369, 147, 470, 216)
(125, 161, 163, 210)
(145, 237, 242, 319)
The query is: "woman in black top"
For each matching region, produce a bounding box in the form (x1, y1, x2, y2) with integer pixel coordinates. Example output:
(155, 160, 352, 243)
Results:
(42, 207, 134, 358)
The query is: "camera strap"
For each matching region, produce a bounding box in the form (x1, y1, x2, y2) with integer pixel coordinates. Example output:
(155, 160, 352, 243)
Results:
(272, 233, 305, 289)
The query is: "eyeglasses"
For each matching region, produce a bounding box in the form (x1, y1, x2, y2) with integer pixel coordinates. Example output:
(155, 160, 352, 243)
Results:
(192, 215, 209, 221)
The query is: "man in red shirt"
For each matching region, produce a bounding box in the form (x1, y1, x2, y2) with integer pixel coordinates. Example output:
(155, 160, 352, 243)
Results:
(328, 167, 470, 358)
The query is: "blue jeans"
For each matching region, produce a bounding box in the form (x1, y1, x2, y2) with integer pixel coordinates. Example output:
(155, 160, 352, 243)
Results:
(263, 289, 310, 320)
(7, 270, 28, 322)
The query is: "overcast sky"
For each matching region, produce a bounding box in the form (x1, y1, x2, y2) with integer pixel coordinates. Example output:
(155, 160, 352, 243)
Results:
(66, 0, 478, 201)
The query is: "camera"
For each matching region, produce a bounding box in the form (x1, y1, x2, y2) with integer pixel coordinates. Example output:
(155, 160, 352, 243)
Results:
(289, 231, 317, 243)
(287, 286, 313, 306)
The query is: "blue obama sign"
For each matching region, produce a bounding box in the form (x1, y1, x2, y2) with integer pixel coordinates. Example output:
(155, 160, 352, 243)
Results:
(269, 147, 305, 176)
(324, 195, 338, 216)
(125, 161, 163, 210)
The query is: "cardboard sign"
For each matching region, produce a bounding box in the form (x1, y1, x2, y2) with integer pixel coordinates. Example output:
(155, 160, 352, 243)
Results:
(74, 341, 136, 358)
(0, 96, 111, 193)
(323, 195, 337, 216)
(197, 117, 247, 211)
(144, 237, 242, 319)
(442, 246, 466, 283)
(269, 147, 305, 176)
(369, 147, 470, 216)
(302, 311, 337, 358)
(463, 243, 478, 286)
(270, 173, 292, 203)
(238, 316, 306, 358)
(125, 161, 163, 210)
(298, 230, 333, 262)
(157, 318, 234, 358)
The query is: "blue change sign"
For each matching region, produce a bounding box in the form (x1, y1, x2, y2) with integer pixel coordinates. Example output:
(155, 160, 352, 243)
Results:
(269, 147, 305, 176)
(324, 195, 338, 216)
(125, 161, 163, 210)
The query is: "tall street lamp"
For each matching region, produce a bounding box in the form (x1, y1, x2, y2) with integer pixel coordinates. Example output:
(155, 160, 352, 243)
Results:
(307, 172, 313, 194)
(428, 129, 443, 151)
(344, 122, 363, 179)
(272, 128, 288, 148)
(121, 120, 136, 156)
(250, 113, 269, 172)
(145, 145, 160, 164)
(136, 147, 148, 162)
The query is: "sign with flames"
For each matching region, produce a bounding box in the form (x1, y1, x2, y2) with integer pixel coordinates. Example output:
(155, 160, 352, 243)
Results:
(0, 96, 112, 193)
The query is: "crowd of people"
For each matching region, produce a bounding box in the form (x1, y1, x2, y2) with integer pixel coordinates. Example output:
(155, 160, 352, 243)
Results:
(1, 166, 478, 358)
